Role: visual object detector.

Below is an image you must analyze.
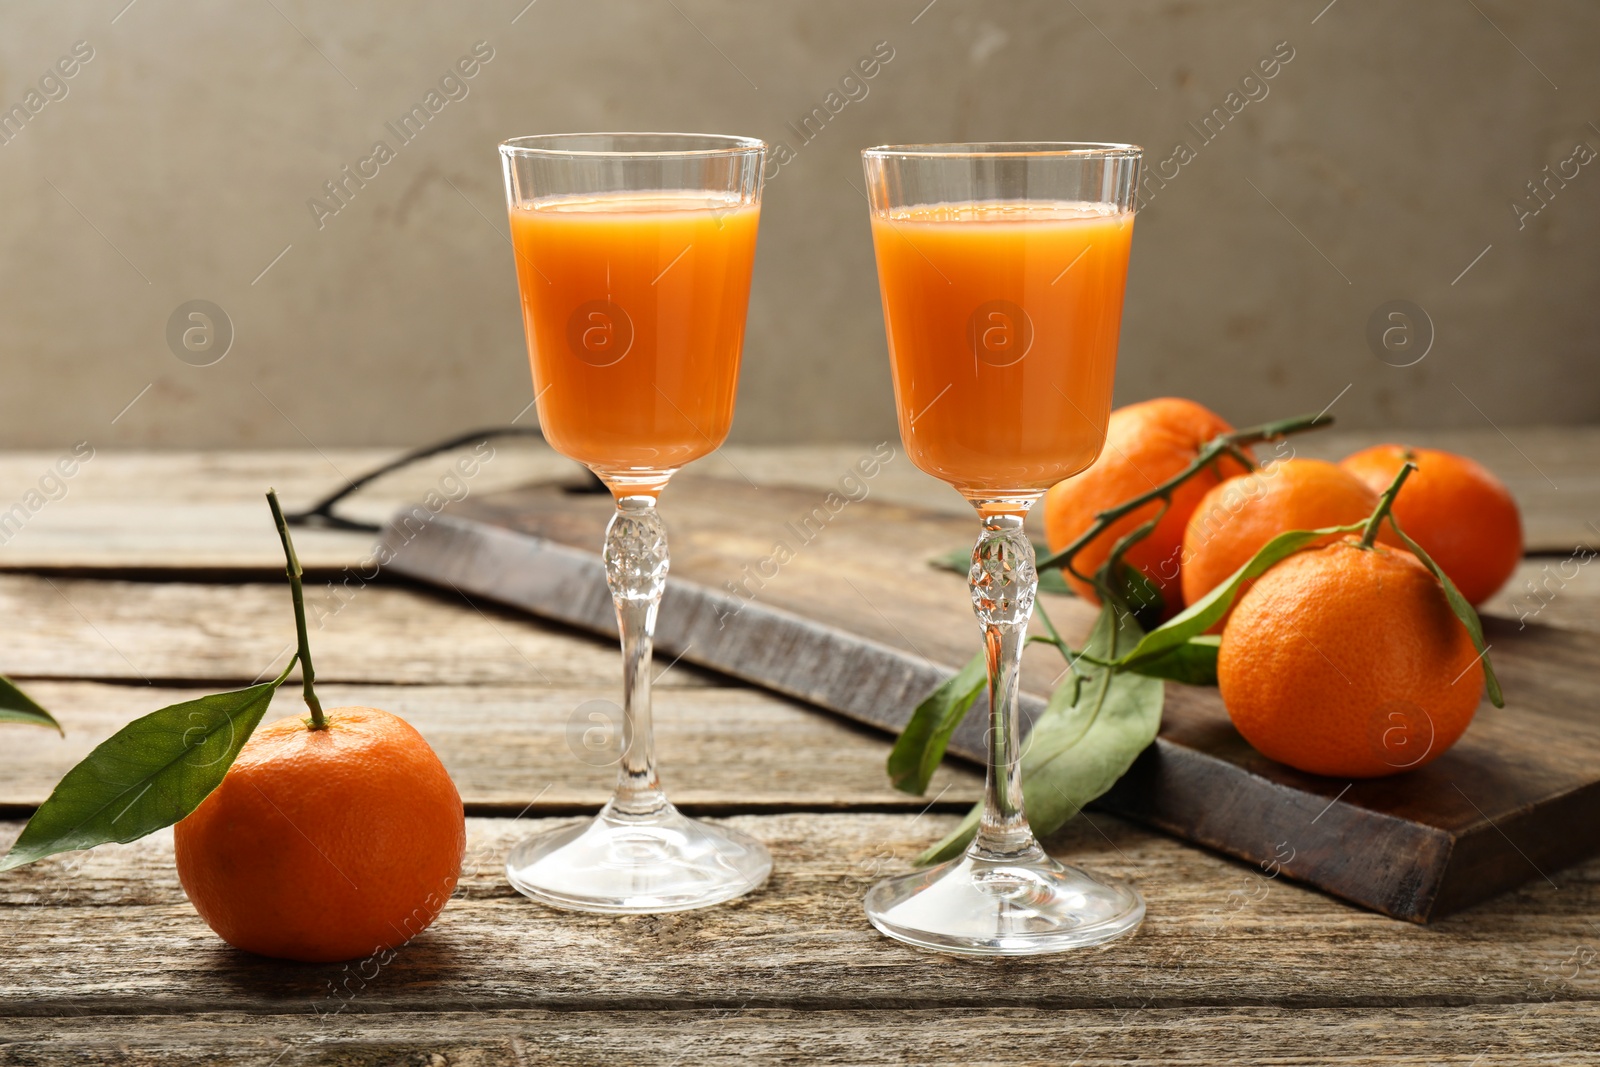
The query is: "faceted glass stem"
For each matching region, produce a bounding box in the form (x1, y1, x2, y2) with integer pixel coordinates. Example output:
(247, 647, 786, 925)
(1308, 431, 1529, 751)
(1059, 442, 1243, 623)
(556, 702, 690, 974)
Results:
(504, 489, 771, 913)
(861, 496, 1144, 954)
(603, 494, 670, 818)
(968, 507, 1046, 865)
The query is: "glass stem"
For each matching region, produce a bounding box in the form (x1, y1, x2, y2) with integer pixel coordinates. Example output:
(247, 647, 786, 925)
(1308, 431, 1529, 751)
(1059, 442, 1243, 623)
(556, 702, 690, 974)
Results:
(968, 506, 1043, 862)
(603, 494, 671, 818)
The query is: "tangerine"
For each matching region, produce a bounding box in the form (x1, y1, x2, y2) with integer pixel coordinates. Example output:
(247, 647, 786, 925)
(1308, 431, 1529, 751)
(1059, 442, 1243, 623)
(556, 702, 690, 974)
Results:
(1217, 537, 1484, 778)
(1043, 398, 1251, 615)
(1340, 444, 1522, 605)
(175, 706, 466, 963)
(1180, 458, 1379, 620)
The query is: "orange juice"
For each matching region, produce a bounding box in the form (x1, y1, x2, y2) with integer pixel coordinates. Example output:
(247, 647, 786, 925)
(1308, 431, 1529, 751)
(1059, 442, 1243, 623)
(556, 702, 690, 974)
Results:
(509, 192, 760, 478)
(870, 200, 1134, 496)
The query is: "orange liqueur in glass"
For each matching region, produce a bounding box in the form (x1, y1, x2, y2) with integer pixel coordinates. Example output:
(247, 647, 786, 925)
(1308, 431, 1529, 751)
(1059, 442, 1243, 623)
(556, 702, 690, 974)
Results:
(869, 200, 1134, 498)
(860, 143, 1145, 957)
(509, 192, 760, 482)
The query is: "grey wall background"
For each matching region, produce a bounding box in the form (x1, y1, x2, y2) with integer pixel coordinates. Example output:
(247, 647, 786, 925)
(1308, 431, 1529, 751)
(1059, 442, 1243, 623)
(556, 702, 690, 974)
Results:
(1, 0, 1595, 448)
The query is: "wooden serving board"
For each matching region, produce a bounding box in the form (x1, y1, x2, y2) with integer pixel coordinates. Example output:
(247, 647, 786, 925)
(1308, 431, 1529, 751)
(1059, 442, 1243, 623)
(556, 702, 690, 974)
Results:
(379, 475, 1600, 923)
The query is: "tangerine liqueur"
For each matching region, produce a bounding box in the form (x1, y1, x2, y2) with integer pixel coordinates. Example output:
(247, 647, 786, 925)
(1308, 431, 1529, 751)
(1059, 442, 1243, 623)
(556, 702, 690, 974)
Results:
(499, 134, 773, 916)
(860, 144, 1146, 958)
(508, 191, 760, 479)
(869, 200, 1134, 496)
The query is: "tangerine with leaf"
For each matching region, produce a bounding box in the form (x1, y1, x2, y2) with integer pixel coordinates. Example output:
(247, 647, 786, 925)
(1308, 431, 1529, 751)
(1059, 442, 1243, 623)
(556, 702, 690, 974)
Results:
(173, 492, 466, 963)
(1340, 444, 1522, 606)
(1217, 466, 1493, 778)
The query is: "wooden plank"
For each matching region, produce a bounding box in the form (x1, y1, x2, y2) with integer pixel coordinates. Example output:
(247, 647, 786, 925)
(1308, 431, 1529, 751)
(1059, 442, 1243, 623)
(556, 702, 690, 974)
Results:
(0, 574, 698, 687)
(385, 477, 1600, 922)
(1, 682, 980, 812)
(2, 815, 1596, 1015)
(0, 443, 575, 572)
(380, 505, 1037, 785)
(1483, 556, 1600, 634)
(1, 1005, 1593, 1066)
(0, 442, 956, 572)
(0, 429, 1590, 573)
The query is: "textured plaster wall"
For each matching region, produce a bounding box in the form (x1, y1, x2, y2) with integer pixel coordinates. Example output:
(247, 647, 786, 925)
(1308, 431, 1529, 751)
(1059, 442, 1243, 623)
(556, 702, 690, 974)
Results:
(0, 0, 1594, 448)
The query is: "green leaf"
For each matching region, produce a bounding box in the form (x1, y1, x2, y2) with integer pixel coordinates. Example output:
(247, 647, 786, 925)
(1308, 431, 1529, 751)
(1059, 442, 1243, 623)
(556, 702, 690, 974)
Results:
(1115, 521, 1365, 671)
(0, 659, 297, 872)
(931, 544, 1074, 596)
(886, 650, 987, 795)
(917, 602, 1163, 864)
(1114, 562, 1165, 629)
(0, 676, 61, 734)
(1384, 514, 1503, 708)
(1128, 635, 1220, 685)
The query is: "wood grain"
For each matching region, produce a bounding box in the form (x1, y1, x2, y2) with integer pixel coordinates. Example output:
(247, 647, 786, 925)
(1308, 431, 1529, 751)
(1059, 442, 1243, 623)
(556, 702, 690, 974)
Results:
(2, 1005, 1594, 1066)
(1484, 556, 1600, 634)
(1, 439, 1595, 1062)
(1, 682, 980, 812)
(381, 479, 1082, 769)
(0, 574, 687, 687)
(2, 816, 1596, 1017)
(0, 444, 574, 571)
(0, 430, 1590, 574)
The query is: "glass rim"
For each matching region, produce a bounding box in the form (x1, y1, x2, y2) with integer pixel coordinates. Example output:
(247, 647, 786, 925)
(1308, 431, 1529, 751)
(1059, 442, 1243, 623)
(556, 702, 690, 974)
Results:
(861, 141, 1141, 159)
(500, 132, 765, 158)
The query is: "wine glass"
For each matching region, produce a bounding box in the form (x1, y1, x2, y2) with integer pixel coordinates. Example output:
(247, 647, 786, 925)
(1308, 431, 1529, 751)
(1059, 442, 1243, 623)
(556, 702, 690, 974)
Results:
(499, 133, 771, 912)
(860, 142, 1145, 954)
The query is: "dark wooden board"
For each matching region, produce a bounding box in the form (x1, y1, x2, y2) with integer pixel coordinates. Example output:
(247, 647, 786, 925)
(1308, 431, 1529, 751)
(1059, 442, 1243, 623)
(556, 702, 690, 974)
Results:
(380, 476, 1600, 923)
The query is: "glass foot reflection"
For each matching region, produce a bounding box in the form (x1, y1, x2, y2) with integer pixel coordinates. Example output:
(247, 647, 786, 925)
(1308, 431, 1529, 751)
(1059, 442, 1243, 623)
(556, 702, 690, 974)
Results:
(864, 847, 1144, 956)
(506, 802, 771, 914)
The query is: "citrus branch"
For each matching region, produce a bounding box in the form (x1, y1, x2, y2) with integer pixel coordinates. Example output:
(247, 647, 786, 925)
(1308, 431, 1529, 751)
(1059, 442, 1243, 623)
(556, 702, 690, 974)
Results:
(1037, 410, 1336, 581)
(1360, 462, 1416, 549)
(268, 489, 326, 730)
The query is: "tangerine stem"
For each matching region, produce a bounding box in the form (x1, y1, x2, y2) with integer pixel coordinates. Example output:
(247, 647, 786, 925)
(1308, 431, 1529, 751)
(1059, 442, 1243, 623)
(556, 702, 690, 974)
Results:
(1036, 410, 1334, 578)
(267, 488, 326, 730)
(1359, 462, 1417, 549)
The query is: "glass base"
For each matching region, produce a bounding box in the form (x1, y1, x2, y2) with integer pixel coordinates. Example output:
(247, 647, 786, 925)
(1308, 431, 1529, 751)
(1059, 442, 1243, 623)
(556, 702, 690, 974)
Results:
(505, 802, 771, 914)
(864, 846, 1144, 956)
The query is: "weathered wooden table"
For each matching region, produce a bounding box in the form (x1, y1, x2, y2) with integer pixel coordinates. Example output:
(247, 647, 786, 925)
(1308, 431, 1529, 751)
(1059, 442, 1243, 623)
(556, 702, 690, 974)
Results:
(1, 433, 1597, 1065)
